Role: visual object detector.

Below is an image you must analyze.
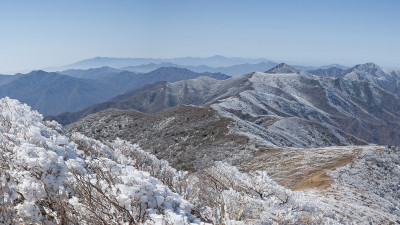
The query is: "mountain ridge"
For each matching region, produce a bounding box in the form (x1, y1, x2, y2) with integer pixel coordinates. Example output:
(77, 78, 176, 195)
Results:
(47, 55, 273, 71)
(0, 67, 229, 115)
(12, 62, 399, 147)
(55, 62, 400, 147)
(44, 56, 349, 73)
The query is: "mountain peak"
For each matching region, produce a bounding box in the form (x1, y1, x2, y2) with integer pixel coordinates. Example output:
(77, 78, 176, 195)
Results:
(342, 62, 393, 83)
(211, 55, 225, 58)
(353, 62, 381, 71)
(27, 70, 57, 77)
(265, 63, 300, 74)
(29, 70, 48, 74)
(348, 62, 390, 79)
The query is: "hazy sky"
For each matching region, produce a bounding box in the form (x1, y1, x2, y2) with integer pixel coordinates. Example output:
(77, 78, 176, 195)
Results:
(0, 0, 399, 73)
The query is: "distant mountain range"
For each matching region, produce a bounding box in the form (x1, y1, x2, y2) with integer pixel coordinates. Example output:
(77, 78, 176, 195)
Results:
(121, 62, 350, 77)
(51, 63, 400, 149)
(0, 68, 228, 115)
(120, 62, 280, 76)
(46, 56, 349, 76)
(48, 55, 273, 71)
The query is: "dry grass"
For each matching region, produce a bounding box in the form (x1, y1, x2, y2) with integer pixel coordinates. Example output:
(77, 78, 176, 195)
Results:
(241, 146, 365, 191)
(293, 170, 333, 191)
(291, 156, 353, 191)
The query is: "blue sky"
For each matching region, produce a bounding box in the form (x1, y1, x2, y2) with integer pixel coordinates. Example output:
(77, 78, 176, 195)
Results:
(0, 0, 399, 73)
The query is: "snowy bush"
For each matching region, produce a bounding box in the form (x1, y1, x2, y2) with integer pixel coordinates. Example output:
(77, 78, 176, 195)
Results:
(189, 162, 339, 224)
(0, 98, 201, 224)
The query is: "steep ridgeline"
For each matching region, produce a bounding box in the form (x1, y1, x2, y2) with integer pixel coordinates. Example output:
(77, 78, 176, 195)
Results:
(0, 68, 228, 116)
(63, 63, 400, 148)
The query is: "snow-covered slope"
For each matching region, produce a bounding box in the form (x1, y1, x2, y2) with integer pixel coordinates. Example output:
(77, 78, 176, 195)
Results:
(0, 97, 202, 224)
(61, 63, 400, 147)
(241, 145, 400, 224)
(212, 71, 370, 147)
(315, 146, 400, 223)
(212, 64, 400, 146)
(342, 63, 400, 95)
